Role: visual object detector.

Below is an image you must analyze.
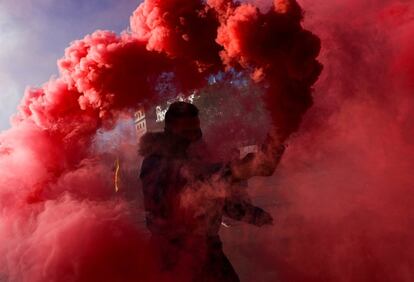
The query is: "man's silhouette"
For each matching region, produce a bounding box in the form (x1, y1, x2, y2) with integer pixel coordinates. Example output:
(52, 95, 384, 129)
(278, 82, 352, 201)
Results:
(139, 102, 284, 282)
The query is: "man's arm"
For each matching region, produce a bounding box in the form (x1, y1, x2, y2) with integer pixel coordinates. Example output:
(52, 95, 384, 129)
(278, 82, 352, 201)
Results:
(140, 155, 166, 219)
(223, 186, 273, 226)
(223, 181, 273, 226)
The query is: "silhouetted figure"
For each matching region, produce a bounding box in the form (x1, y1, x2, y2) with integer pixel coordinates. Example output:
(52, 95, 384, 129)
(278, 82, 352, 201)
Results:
(139, 102, 285, 282)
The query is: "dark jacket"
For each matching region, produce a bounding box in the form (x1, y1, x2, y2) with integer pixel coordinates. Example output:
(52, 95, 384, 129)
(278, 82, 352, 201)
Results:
(139, 132, 270, 239)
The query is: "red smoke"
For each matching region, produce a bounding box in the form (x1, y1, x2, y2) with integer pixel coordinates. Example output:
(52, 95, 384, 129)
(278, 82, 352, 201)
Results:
(1, 0, 413, 281)
(220, 0, 414, 281)
(0, 0, 321, 281)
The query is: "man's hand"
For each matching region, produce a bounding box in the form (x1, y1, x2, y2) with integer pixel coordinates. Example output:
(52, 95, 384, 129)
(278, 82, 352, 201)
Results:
(229, 143, 286, 180)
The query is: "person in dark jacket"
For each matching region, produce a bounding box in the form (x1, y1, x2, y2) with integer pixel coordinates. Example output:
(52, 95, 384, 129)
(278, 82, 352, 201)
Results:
(139, 102, 285, 282)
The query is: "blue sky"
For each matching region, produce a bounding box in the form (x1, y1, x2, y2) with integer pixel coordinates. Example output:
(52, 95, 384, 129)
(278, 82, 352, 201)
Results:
(0, 0, 141, 131)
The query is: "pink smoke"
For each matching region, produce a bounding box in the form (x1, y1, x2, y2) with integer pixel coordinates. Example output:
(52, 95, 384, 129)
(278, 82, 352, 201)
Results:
(0, 0, 321, 281)
(1, 0, 413, 281)
(219, 0, 414, 281)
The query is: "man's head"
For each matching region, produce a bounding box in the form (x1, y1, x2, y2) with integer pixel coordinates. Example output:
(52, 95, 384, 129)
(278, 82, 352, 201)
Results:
(164, 102, 202, 143)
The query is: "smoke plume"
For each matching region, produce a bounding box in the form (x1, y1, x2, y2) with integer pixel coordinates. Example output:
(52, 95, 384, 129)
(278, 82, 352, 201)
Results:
(3, 0, 413, 281)
(0, 0, 321, 281)
(219, 0, 414, 281)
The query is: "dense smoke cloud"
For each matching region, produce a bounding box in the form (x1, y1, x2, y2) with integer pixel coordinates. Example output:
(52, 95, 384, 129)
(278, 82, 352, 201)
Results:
(2, 0, 412, 281)
(0, 0, 321, 281)
(224, 0, 414, 281)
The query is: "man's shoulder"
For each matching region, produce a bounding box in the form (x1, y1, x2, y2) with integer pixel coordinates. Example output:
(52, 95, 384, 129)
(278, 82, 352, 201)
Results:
(138, 132, 166, 157)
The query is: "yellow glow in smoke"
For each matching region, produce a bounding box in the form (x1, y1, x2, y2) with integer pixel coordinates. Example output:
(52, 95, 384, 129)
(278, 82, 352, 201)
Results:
(114, 157, 120, 193)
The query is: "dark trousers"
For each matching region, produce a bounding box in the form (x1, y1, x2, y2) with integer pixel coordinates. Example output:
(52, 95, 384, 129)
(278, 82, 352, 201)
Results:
(150, 235, 240, 282)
